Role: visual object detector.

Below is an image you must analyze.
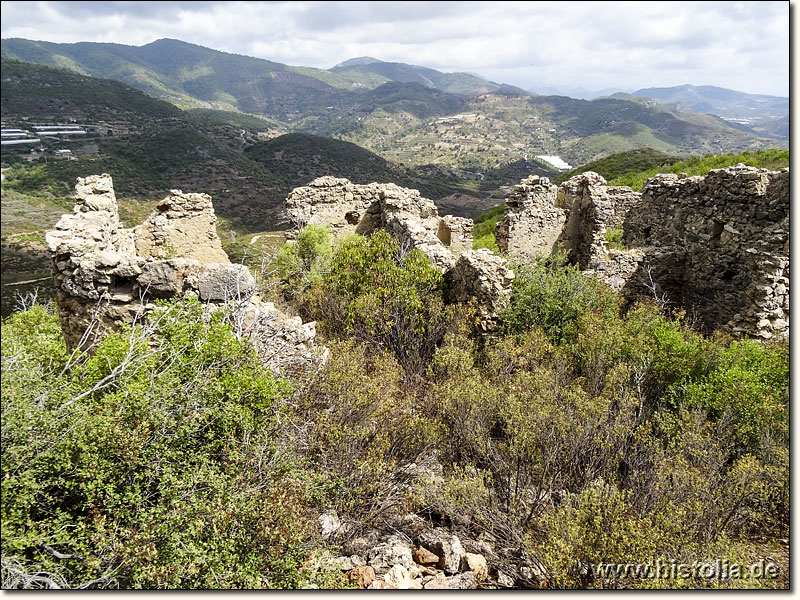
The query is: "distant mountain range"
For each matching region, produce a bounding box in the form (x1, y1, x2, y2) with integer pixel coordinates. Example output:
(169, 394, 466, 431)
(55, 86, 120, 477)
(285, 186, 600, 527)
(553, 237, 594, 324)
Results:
(0, 58, 497, 231)
(630, 84, 788, 120)
(0, 38, 787, 170)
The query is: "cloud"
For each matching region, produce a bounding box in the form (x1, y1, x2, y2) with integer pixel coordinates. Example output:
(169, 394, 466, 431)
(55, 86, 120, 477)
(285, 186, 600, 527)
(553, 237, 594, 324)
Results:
(0, 0, 789, 96)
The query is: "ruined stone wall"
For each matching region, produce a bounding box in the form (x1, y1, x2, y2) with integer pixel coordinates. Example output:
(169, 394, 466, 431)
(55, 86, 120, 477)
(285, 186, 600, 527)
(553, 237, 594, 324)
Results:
(495, 176, 564, 260)
(284, 177, 518, 330)
(284, 177, 473, 271)
(557, 172, 640, 270)
(495, 165, 789, 338)
(622, 165, 789, 338)
(46, 174, 324, 372)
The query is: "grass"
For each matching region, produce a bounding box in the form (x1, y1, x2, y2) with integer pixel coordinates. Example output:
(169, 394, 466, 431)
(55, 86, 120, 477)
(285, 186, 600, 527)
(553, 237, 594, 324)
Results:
(609, 149, 790, 190)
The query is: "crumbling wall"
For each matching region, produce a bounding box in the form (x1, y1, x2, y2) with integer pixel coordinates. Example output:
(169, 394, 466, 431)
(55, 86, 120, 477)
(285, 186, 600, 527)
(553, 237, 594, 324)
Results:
(558, 172, 640, 270)
(134, 190, 229, 262)
(622, 165, 789, 338)
(284, 177, 473, 271)
(495, 165, 789, 339)
(444, 250, 515, 332)
(284, 177, 517, 328)
(46, 174, 324, 372)
(495, 176, 564, 260)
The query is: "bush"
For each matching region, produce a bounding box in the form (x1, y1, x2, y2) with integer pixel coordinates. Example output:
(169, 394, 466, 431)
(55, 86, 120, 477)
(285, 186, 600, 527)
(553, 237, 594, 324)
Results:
(1, 296, 319, 589)
(311, 230, 454, 372)
(276, 224, 332, 297)
(499, 250, 619, 343)
(290, 340, 444, 527)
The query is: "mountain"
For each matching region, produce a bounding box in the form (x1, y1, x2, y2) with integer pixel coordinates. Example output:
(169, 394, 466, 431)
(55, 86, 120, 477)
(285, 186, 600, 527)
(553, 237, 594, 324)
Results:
(330, 58, 508, 95)
(0, 57, 183, 122)
(631, 84, 788, 120)
(529, 84, 631, 100)
(0, 37, 360, 118)
(0, 59, 487, 233)
(333, 56, 383, 68)
(2, 38, 785, 172)
(300, 83, 783, 168)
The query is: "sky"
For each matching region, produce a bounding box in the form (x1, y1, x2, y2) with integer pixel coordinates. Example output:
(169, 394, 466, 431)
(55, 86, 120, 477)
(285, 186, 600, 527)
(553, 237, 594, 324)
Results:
(0, 1, 790, 97)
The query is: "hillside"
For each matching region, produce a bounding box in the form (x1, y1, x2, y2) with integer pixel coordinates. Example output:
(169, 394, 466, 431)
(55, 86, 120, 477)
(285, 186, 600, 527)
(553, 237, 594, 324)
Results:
(303, 86, 783, 169)
(2, 37, 786, 169)
(1, 38, 355, 118)
(0, 57, 183, 122)
(330, 58, 512, 95)
(631, 84, 788, 120)
(1, 60, 489, 229)
(554, 148, 684, 184)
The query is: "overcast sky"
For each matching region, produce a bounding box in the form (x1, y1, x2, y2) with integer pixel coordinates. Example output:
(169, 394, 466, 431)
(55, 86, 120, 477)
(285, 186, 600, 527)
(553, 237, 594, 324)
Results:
(0, 1, 790, 96)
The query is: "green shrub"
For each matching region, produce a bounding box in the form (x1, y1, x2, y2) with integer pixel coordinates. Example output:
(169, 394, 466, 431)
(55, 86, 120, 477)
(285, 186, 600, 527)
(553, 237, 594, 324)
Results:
(499, 250, 619, 343)
(276, 224, 332, 296)
(604, 228, 624, 250)
(291, 340, 444, 524)
(312, 230, 452, 372)
(1, 296, 318, 589)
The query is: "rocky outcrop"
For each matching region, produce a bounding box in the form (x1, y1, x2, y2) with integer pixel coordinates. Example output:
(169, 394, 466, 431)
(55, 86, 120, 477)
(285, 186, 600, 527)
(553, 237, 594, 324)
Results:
(496, 166, 789, 338)
(46, 174, 324, 372)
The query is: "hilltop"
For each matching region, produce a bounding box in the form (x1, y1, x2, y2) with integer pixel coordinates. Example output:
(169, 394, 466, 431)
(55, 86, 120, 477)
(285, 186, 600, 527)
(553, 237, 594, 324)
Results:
(2, 38, 786, 168)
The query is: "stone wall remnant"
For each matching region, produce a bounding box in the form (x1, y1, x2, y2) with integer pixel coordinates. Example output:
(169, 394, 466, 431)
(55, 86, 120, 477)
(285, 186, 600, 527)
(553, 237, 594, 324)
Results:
(283, 177, 473, 271)
(46, 174, 324, 372)
(135, 190, 229, 263)
(495, 175, 564, 260)
(443, 250, 515, 332)
(495, 166, 789, 339)
(623, 165, 789, 338)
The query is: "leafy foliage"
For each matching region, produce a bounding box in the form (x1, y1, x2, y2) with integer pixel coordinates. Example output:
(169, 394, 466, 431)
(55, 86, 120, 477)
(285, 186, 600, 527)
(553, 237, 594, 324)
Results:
(499, 250, 619, 343)
(1, 297, 322, 589)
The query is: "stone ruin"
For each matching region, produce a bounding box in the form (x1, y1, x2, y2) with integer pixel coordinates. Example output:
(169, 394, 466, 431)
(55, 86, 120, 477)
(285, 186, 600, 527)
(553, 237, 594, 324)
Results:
(285, 176, 513, 330)
(285, 177, 475, 271)
(46, 174, 325, 373)
(496, 166, 789, 339)
(49, 162, 786, 365)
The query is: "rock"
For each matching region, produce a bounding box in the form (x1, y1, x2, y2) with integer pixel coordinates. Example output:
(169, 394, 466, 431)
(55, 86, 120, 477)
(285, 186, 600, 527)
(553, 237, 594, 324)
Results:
(417, 529, 465, 574)
(344, 531, 379, 556)
(134, 189, 229, 263)
(195, 263, 256, 301)
(414, 546, 439, 565)
(367, 535, 414, 574)
(137, 258, 200, 298)
(347, 566, 375, 589)
(74, 173, 118, 213)
(464, 552, 488, 582)
(496, 570, 515, 588)
(366, 580, 397, 590)
(283, 177, 472, 272)
(496, 174, 563, 260)
(447, 571, 478, 589)
(423, 573, 449, 590)
(383, 565, 415, 589)
(318, 511, 341, 539)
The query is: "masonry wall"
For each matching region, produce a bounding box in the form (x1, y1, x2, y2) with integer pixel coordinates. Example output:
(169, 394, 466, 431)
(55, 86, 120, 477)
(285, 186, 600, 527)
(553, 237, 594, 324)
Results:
(497, 165, 789, 339)
(623, 165, 789, 338)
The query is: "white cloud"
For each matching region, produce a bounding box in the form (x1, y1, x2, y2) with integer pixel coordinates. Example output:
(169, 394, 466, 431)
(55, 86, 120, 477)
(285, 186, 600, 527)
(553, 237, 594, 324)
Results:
(0, 0, 789, 96)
